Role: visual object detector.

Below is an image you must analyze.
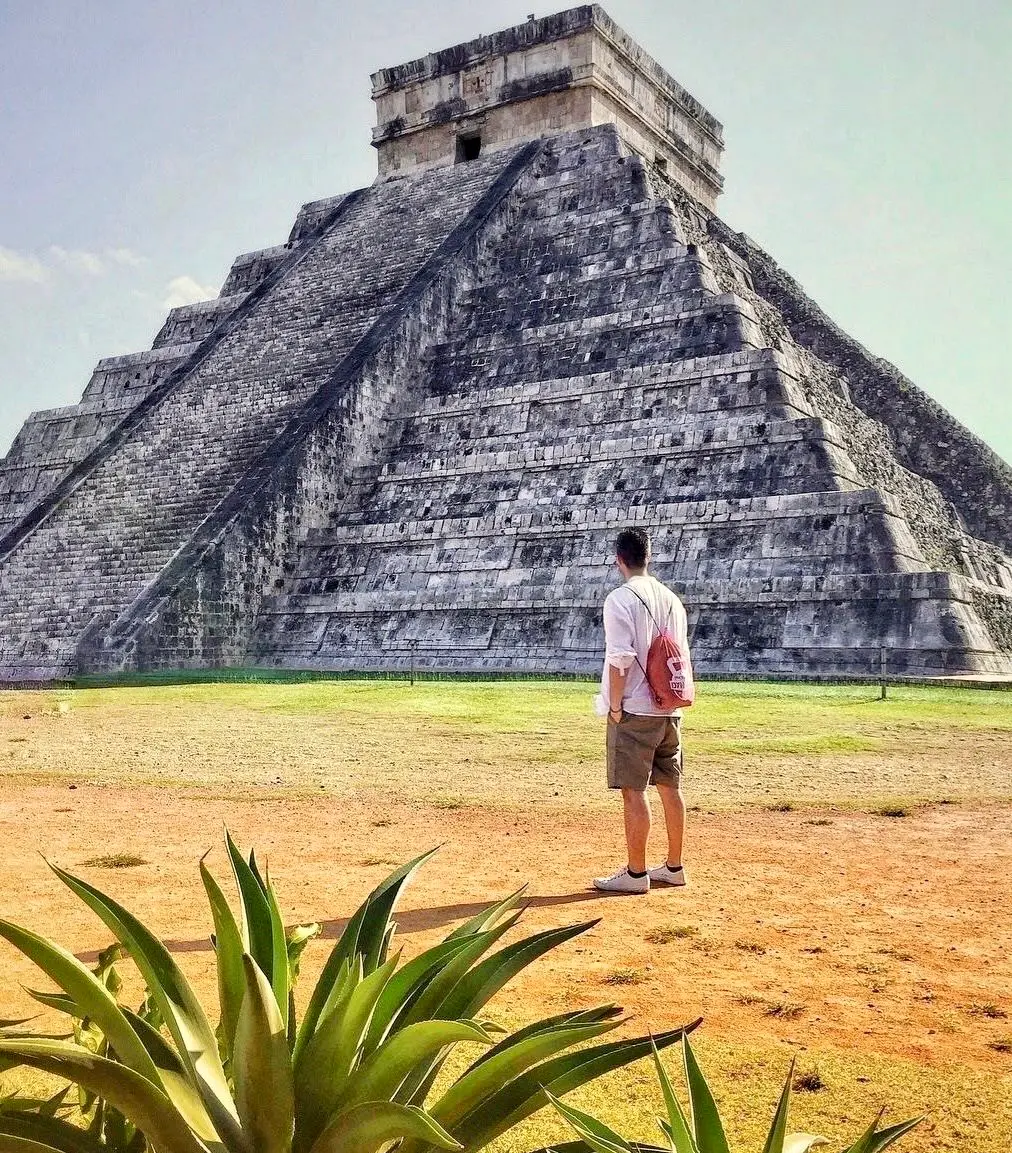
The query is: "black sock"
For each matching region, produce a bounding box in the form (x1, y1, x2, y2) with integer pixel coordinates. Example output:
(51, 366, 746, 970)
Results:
(666, 863, 683, 871)
(628, 868, 648, 879)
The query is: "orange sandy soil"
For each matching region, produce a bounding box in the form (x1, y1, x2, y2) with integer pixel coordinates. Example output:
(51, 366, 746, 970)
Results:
(1, 781, 1010, 1149)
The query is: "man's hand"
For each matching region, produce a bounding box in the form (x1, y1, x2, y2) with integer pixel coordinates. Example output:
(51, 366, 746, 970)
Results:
(608, 706, 623, 723)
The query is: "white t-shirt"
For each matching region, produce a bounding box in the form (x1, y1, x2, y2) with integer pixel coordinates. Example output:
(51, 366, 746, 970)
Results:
(596, 574, 689, 717)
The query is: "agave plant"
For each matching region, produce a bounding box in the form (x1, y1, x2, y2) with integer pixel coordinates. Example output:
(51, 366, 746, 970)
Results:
(0, 836, 698, 1153)
(548, 1037, 922, 1153)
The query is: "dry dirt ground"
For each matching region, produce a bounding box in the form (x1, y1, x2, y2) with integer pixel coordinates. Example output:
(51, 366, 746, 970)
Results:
(0, 680, 1010, 1151)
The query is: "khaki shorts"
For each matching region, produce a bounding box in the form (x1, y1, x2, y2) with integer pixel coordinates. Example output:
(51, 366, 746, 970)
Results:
(607, 713, 682, 791)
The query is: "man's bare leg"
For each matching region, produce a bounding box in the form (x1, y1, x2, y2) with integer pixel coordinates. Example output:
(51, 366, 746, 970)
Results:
(621, 788, 651, 873)
(655, 782, 685, 868)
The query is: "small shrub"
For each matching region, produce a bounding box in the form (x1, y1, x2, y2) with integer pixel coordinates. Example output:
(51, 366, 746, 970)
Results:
(766, 801, 795, 813)
(733, 992, 767, 1007)
(793, 1068, 827, 1092)
(431, 796, 464, 810)
(765, 1001, 807, 1020)
(875, 806, 909, 818)
(801, 945, 825, 954)
(603, 968, 645, 986)
(988, 1037, 1012, 1053)
(645, 924, 697, 944)
(81, 853, 147, 868)
(805, 817, 833, 826)
(967, 1002, 1008, 1020)
(359, 856, 399, 867)
(735, 939, 767, 955)
(877, 946, 914, 961)
(370, 818, 392, 827)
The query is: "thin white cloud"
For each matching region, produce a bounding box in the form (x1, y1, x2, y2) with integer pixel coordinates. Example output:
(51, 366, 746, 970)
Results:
(106, 247, 145, 268)
(49, 246, 106, 276)
(163, 275, 219, 309)
(0, 246, 49, 284)
(0, 243, 146, 284)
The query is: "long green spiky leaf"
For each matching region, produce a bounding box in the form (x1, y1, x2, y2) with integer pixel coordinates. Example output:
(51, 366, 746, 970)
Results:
(308, 1102, 460, 1153)
(292, 957, 356, 1153)
(443, 887, 529, 942)
(359, 940, 472, 1056)
(682, 1037, 730, 1153)
(441, 1021, 700, 1153)
(117, 1011, 222, 1152)
(362, 938, 476, 1055)
(466, 1007, 623, 1073)
(0, 920, 159, 1085)
(761, 1060, 795, 1153)
(0, 1134, 68, 1153)
(399, 920, 522, 1029)
(22, 991, 76, 1017)
(348, 1020, 492, 1108)
(651, 1039, 696, 1153)
(840, 1114, 884, 1153)
(354, 849, 441, 974)
(0, 1115, 105, 1153)
(840, 1114, 923, 1153)
(0, 1041, 207, 1153)
(294, 955, 399, 1151)
(440, 922, 600, 1021)
(400, 921, 600, 1112)
(430, 1019, 623, 1130)
(265, 874, 291, 1034)
(380, 918, 528, 1110)
(547, 1090, 634, 1153)
(861, 1116, 924, 1153)
(295, 848, 438, 1064)
(224, 835, 273, 983)
(200, 855, 246, 1066)
(234, 955, 294, 1153)
(47, 864, 245, 1153)
(537, 1143, 668, 1153)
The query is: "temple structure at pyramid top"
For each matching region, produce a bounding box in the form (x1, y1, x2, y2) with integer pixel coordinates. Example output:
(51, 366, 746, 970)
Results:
(370, 6, 725, 207)
(1, 7, 1011, 683)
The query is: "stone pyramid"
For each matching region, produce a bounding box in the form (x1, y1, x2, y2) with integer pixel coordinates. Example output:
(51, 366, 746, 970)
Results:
(2, 5, 1011, 681)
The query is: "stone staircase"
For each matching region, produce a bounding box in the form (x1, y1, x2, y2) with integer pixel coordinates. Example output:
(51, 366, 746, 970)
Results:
(0, 145, 534, 678)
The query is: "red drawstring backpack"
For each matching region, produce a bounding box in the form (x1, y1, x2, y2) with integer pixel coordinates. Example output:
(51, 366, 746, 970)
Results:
(627, 584, 695, 710)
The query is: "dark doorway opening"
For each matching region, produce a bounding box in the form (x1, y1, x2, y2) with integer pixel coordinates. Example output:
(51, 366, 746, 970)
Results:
(456, 134, 482, 163)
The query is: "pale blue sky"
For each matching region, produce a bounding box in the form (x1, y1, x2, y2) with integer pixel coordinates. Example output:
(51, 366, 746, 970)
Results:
(1, 0, 1009, 463)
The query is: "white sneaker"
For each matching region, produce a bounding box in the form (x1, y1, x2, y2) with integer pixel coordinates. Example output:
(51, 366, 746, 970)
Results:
(593, 867, 650, 894)
(648, 863, 687, 887)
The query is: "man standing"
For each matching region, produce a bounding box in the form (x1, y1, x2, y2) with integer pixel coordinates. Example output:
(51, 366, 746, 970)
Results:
(593, 527, 690, 894)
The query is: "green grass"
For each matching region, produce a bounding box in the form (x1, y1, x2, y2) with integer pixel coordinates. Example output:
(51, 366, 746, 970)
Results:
(4, 678, 1011, 810)
(644, 925, 697, 944)
(80, 853, 148, 868)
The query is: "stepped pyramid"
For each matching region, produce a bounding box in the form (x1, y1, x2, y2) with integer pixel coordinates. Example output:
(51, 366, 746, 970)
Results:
(2, 5, 1011, 681)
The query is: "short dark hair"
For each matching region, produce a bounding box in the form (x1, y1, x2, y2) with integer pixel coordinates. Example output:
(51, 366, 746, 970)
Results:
(615, 527, 649, 570)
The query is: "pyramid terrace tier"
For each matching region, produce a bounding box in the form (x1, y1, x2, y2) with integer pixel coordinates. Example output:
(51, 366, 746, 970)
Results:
(277, 489, 927, 594)
(337, 418, 864, 519)
(252, 570, 1009, 678)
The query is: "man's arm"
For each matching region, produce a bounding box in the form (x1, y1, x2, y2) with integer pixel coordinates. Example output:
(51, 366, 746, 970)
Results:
(608, 663, 626, 720)
(603, 595, 636, 720)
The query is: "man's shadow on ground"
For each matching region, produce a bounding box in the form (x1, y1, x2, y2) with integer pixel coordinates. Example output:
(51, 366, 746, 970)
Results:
(76, 891, 606, 962)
